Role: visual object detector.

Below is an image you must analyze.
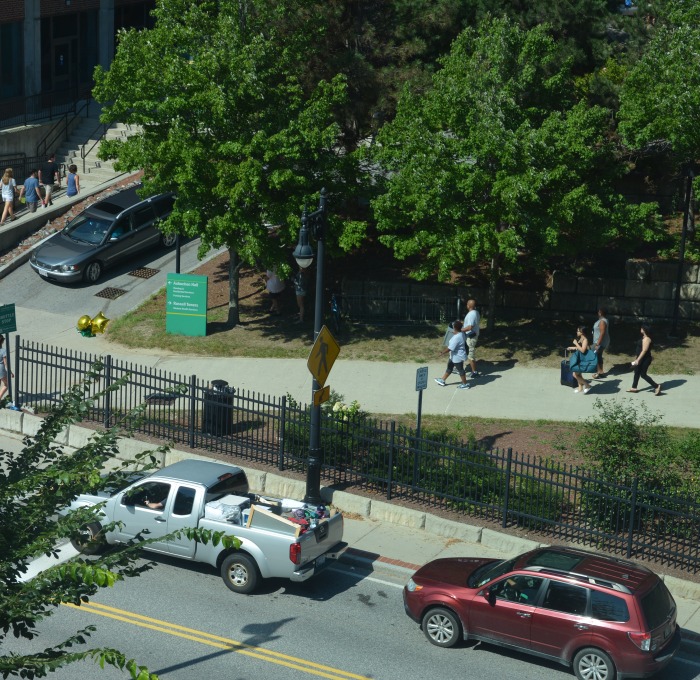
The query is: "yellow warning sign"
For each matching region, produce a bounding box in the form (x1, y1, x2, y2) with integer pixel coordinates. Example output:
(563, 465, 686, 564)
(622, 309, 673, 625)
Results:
(313, 385, 331, 406)
(307, 325, 340, 387)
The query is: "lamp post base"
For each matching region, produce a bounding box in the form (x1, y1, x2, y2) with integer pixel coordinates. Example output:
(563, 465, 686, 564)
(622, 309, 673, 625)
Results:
(304, 452, 323, 506)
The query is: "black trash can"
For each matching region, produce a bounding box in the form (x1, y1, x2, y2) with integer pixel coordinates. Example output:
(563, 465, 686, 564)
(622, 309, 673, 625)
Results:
(202, 379, 235, 436)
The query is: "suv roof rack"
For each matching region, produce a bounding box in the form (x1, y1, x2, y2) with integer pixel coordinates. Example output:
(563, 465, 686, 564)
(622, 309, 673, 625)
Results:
(523, 566, 633, 595)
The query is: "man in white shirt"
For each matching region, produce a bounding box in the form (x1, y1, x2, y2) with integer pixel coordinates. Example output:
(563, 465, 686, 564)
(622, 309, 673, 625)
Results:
(434, 320, 470, 389)
(463, 298, 481, 378)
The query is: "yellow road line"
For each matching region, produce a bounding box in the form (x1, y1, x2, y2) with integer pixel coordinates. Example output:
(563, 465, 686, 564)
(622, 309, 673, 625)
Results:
(63, 601, 368, 680)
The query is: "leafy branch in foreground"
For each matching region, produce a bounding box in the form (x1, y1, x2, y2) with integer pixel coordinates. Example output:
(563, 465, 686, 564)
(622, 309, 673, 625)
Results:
(0, 363, 234, 678)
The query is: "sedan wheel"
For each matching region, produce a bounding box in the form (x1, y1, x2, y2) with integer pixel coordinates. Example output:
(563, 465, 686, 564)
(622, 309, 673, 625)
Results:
(83, 261, 102, 283)
(574, 647, 616, 680)
(422, 607, 462, 648)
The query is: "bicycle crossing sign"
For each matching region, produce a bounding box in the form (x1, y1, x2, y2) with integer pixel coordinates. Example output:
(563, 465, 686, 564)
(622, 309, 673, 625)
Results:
(307, 325, 340, 388)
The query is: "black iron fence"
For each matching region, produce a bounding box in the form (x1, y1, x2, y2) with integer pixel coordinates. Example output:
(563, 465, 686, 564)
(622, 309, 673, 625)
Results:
(10, 338, 700, 572)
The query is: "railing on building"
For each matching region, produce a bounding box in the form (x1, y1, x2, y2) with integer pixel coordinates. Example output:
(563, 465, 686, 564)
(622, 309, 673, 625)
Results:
(0, 87, 88, 131)
(10, 338, 700, 572)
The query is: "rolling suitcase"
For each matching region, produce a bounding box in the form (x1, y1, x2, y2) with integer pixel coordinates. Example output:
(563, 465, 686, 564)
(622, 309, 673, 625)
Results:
(561, 349, 578, 388)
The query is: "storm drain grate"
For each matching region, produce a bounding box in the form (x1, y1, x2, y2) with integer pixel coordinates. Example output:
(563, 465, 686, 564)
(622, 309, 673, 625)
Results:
(95, 287, 127, 300)
(129, 267, 160, 279)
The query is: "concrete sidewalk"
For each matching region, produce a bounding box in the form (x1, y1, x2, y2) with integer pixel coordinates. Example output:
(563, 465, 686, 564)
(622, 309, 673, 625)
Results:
(6, 307, 700, 428)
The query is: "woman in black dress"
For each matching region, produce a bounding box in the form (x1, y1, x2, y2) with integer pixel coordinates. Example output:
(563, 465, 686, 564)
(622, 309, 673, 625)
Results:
(627, 325, 661, 395)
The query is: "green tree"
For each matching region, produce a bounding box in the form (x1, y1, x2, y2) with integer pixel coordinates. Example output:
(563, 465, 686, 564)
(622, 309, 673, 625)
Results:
(371, 17, 657, 327)
(618, 1, 700, 161)
(0, 369, 235, 679)
(93, 0, 358, 326)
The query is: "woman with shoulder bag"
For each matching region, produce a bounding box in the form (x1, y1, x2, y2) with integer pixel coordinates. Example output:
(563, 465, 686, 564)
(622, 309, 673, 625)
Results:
(567, 326, 593, 394)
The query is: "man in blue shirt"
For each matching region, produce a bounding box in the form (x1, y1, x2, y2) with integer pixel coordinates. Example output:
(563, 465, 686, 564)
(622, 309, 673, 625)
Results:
(18, 169, 41, 213)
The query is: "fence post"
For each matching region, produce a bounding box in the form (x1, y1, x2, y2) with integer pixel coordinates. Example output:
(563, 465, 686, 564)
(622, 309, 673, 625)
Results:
(102, 355, 112, 429)
(502, 448, 513, 529)
(188, 375, 197, 449)
(626, 477, 639, 559)
(278, 395, 286, 472)
(387, 421, 396, 501)
(13, 335, 20, 407)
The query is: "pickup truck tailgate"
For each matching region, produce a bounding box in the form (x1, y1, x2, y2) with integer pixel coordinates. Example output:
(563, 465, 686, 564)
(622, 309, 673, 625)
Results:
(298, 512, 344, 563)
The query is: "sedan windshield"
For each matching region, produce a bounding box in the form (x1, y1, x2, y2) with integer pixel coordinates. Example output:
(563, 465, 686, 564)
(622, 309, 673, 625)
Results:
(65, 215, 112, 245)
(470, 558, 518, 588)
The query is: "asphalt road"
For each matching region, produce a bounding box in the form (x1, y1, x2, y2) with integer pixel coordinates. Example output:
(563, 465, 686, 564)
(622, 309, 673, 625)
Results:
(1, 236, 221, 323)
(7, 553, 700, 680)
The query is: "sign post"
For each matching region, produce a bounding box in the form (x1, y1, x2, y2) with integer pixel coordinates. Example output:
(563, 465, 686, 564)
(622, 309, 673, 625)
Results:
(415, 366, 428, 439)
(0, 304, 18, 409)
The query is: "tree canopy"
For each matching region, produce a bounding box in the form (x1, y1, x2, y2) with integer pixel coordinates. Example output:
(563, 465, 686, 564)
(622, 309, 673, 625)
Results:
(370, 16, 658, 323)
(94, 0, 360, 325)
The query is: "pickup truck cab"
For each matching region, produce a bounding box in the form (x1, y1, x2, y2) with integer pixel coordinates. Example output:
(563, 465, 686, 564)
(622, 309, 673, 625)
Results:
(68, 460, 345, 593)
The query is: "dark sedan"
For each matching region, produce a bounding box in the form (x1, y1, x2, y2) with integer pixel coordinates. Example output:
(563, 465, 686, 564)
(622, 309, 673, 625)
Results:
(29, 186, 176, 283)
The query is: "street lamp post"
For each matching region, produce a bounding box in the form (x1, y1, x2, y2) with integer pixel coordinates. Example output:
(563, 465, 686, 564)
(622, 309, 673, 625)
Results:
(293, 189, 328, 505)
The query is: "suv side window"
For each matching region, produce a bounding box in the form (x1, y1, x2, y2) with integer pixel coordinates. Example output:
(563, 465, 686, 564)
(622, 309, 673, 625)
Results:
(591, 590, 630, 622)
(131, 205, 156, 230)
(153, 194, 175, 218)
(541, 581, 588, 615)
(491, 575, 544, 604)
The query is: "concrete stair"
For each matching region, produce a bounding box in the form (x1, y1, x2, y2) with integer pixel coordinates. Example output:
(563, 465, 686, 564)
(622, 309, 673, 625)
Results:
(56, 116, 140, 187)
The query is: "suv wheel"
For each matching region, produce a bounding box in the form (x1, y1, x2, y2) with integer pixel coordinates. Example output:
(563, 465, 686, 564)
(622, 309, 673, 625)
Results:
(422, 607, 462, 648)
(574, 647, 616, 680)
(83, 261, 102, 283)
(161, 233, 177, 248)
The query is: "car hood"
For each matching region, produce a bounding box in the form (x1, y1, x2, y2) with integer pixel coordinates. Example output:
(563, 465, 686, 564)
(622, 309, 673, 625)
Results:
(413, 557, 495, 588)
(35, 232, 97, 264)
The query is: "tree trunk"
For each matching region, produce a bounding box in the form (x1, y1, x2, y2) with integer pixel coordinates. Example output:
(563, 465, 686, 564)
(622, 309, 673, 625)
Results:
(486, 254, 499, 332)
(227, 247, 243, 327)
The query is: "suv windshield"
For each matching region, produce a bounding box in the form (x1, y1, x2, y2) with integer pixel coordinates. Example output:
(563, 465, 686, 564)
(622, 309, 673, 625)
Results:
(65, 214, 112, 244)
(470, 558, 517, 588)
(641, 581, 675, 629)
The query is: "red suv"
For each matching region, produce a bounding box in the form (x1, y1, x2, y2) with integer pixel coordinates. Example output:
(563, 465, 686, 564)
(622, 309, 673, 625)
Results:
(403, 546, 680, 680)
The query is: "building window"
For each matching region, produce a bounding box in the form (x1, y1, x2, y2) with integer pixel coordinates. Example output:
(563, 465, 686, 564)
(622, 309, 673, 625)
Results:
(0, 22, 24, 98)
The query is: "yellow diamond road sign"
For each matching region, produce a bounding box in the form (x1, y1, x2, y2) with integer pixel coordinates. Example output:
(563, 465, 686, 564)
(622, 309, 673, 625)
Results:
(307, 325, 340, 387)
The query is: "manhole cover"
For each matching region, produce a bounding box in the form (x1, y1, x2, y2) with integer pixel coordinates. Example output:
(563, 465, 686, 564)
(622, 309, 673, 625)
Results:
(129, 267, 160, 279)
(95, 287, 127, 300)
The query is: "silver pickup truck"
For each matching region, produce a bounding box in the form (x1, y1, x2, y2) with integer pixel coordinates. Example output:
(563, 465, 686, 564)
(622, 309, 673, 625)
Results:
(67, 459, 345, 594)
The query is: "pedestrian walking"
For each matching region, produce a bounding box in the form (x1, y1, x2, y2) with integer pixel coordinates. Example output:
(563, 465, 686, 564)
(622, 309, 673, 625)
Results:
(264, 268, 285, 315)
(567, 326, 593, 394)
(592, 307, 610, 378)
(1, 168, 18, 225)
(0, 336, 13, 403)
(627, 325, 661, 395)
(18, 169, 41, 213)
(38, 153, 61, 207)
(435, 320, 470, 389)
(293, 268, 307, 323)
(65, 164, 80, 197)
(462, 298, 481, 378)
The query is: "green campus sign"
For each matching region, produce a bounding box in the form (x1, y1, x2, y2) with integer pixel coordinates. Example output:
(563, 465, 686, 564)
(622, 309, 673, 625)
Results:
(165, 274, 208, 336)
(0, 303, 17, 334)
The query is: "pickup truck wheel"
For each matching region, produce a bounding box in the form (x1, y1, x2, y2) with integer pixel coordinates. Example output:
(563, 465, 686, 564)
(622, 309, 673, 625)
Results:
(221, 554, 259, 594)
(71, 522, 104, 555)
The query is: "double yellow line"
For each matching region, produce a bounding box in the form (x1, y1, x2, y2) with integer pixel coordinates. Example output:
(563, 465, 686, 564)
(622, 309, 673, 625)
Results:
(63, 601, 368, 680)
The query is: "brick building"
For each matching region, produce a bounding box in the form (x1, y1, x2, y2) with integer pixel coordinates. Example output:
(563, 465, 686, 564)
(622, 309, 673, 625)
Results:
(0, 0, 155, 102)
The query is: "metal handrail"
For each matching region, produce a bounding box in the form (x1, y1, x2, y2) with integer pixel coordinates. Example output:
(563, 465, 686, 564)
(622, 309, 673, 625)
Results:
(81, 120, 110, 174)
(0, 86, 83, 131)
(36, 94, 93, 159)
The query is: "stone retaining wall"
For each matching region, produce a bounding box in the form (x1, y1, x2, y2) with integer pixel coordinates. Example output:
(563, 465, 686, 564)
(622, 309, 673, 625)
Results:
(343, 259, 700, 323)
